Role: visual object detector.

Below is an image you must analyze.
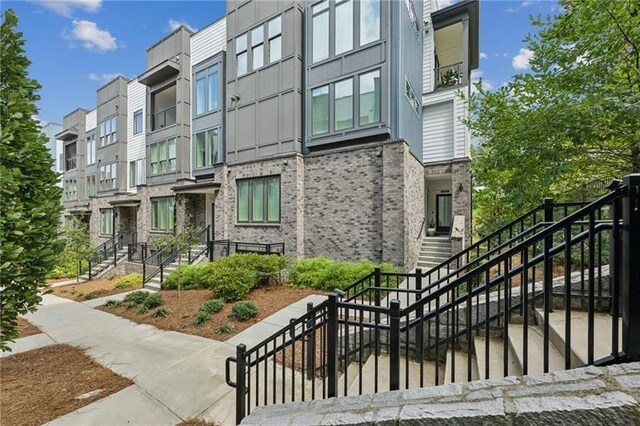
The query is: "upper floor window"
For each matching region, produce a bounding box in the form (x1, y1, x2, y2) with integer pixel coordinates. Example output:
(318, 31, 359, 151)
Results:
(152, 85, 177, 131)
(99, 116, 117, 146)
(194, 128, 221, 169)
(133, 110, 143, 135)
(360, 0, 381, 46)
(359, 70, 381, 125)
(195, 65, 219, 116)
(64, 142, 76, 171)
(63, 179, 77, 201)
(312, 1, 329, 63)
(268, 17, 282, 63)
(311, 85, 329, 135)
(129, 158, 145, 188)
(99, 162, 117, 191)
(251, 27, 264, 69)
(335, 78, 353, 130)
(86, 175, 96, 198)
(237, 175, 280, 224)
(236, 34, 248, 76)
(335, 0, 353, 55)
(86, 135, 95, 165)
(234, 16, 283, 78)
(150, 137, 177, 175)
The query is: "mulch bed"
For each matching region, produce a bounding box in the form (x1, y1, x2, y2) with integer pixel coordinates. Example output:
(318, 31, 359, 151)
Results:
(0, 344, 132, 426)
(99, 285, 324, 341)
(51, 276, 142, 302)
(16, 317, 41, 338)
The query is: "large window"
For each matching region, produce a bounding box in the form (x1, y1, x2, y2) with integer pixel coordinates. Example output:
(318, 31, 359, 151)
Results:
(86, 135, 95, 165)
(335, 0, 353, 55)
(151, 197, 175, 232)
(237, 176, 280, 224)
(150, 138, 177, 175)
(63, 179, 77, 201)
(334, 78, 353, 130)
(64, 142, 77, 171)
(86, 175, 96, 198)
(195, 65, 219, 115)
(99, 116, 117, 146)
(311, 85, 329, 135)
(100, 208, 113, 235)
(194, 128, 221, 169)
(312, 1, 329, 63)
(268, 17, 282, 63)
(99, 162, 117, 191)
(236, 34, 248, 76)
(360, 0, 381, 46)
(251, 27, 264, 69)
(133, 110, 143, 135)
(359, 70, 381, 125)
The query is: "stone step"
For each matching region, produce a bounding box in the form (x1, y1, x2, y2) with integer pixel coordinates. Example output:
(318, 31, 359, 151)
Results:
(423, 236, 451, 241)
(473, 335, 521, 381)
(419, 248, 452, 257)
(444, 347, 479, 384)
(421, 242, 452, 249)
(508, 324, 566, 375)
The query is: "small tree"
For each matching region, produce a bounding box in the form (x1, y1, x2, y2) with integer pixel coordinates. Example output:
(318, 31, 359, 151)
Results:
(62, 218, 95, 283)
(0, 10, 64, 351)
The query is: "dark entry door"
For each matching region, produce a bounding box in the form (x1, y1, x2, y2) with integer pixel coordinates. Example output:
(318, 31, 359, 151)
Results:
(436, 194, 452, 234)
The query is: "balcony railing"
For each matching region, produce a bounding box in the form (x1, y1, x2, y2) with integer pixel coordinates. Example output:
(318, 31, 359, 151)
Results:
(65, 156, 77, 171)
(435, 62, 464, 89)
(152, 106, 177, 131)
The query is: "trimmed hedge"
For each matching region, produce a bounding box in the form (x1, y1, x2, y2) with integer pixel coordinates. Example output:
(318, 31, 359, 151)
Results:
(115, 273, 142, 289)
(288, 257, 399, 291)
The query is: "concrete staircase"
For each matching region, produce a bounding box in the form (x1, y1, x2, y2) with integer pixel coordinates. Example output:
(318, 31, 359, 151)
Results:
(417, 236, 452, 270)
(80, 247, 128, 281)
(144, 244, 207, 291)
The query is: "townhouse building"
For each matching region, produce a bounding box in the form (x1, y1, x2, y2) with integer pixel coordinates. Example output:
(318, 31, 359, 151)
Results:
(58, 0, 478, 272)
(40, 122, 63, 177)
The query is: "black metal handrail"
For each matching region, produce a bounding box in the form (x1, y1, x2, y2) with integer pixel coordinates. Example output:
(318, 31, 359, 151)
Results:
(87, 231, 136, 279)
(187, 225, 211, 264)
(207, 240, 286, 262)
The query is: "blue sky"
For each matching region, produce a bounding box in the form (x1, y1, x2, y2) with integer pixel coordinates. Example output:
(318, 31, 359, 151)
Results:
(2, 0, 561, 125)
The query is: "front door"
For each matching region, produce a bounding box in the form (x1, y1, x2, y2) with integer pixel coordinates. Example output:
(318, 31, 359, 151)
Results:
(436, 194, 452, 234)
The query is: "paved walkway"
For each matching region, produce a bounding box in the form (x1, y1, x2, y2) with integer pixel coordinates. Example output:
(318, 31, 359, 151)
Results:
(5, 292, 327, 425)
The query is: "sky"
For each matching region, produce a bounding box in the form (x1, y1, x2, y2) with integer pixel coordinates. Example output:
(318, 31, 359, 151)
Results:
(1, 0, 562, 125)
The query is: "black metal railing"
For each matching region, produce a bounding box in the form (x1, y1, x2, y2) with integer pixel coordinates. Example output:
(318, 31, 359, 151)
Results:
(187, 225, 211, 264)
(128, 242, 161, 263)
(227, 176, 640, 424)
(435, 62, 463, 89)
(87, 231, 136, 279)
(207, 240, 285, 262)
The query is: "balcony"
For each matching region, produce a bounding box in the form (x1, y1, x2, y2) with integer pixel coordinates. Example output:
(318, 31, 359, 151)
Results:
(435, 62, 463, 89)
(65, 156, 77, 171)
(152, 106, 177, 131)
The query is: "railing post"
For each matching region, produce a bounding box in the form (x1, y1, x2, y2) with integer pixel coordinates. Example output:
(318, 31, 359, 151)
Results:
(542, 197, 554, 372)
(306, 302, 315, 380)
(374, 268, 382, 357)
(327, 293, 339, 398)
(622, 174, 640, 361)
(113, 242, 117, 266)
(415, 269, 423, 361)
(389, 299, 401, 391)
(208, 240, 213, 262)
(235, 344, 247, 425)
(142, 261, 146, 283)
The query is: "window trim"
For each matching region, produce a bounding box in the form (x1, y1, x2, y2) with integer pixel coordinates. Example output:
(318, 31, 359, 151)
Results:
(236, 175, 281, 224)
(267, 16, 282, 64)
(236, 33, 248, 77)
(194, 65, 220, 117)
(133, 109, 143, 135)
(86, 136, 96, 166)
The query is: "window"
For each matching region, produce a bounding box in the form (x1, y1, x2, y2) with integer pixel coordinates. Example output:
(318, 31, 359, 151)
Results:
(251, 27, 264, 69)
(99, 116, 117, 146)
(405, 78, 420, 115)
(133, 110, 143, 134)
(194, 128, 221, 169)
(100, 209, 113, 235)
(129, 161, 136, 189)
(236, 176, 281, 223)
(268, 17, 282, 63)
(195, 65, 219, 115)
(135, 159, 145, 186)
(149, 137, 177, 175)
(311, 85, 329, 135)
(359, 70, 381, 125)
(63, 179, 77, 201)
(152, 85, 177, 130)
(64, 142, 76, 171)
(360, 0, 381, 46)
(151, 197, 175, 232)
(86, 135, 95, 165)
(236, 34, 248, 76)
(99, 162, 117, 190)
(86, 175, 96, 198)
(335, 0, 353, 55)
(334, 78, 353, 130)
(312, 1, 329, 63)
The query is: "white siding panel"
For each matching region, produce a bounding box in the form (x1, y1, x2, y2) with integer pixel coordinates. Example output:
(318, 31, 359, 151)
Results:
(127, 79, 146, 193)
(453, 95, 468, 158)
(191, 18, 227, 67)
(423, 0, 434, 93)
(423, 100, 454, 163)
(85, 109, 97, 131)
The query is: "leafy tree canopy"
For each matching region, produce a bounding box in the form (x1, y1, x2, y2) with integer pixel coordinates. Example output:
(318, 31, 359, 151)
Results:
(466, 0, 639, 235)
(0, 9, 63, 350)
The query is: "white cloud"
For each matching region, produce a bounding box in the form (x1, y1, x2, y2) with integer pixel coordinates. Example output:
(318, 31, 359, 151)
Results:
(512, 48, 534, 70)
(168, 19, 197, 33)
(504, 7, 516, 13)
(521, 0, 534, 7)
(471, 70, 495, 91)
(480, 52, 488, 60)
(88, 72, 123, 84)
(35, 0, 101, 18)
(65, 19, 117, 52)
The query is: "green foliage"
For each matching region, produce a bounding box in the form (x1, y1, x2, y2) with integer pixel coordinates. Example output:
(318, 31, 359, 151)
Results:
(115, 273, 142, 289)
(465, 0, 640, 236)
(215, 323, 236, 335)
(47, 249, 87, 279)
(207, 263, 256, 301)
(288, 257, 399, 291)
(60, 218, 94, 283)
(162, 264, 209, 290)
(152, 306, 169, 318)
(192, 311, 211, 326)
(215, 253, 288, 286)
(123, 291, 151, 304)
(105, 299, 121, 308)
(137, 306, 149, 315)
(83, 293, 95, 301)
(143, 293, 164, 309)
(0, 10, 64, 350)
(232, 301, 259, 321)
(199, 298, 224, 315)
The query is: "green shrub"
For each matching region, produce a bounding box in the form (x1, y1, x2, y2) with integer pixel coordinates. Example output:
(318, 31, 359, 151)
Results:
(152, 307, 169, 318)
(83, 293, 95, 300)
(137, 306, 149, 315)
(115, 273, 143, 289)
(192, 311, 211, 326)
(288, 257, 399, 291)
(199, 298, 224, 315)
(216, 323, 236, 335)
(232, 301, 258, 321)
(105, 299, 121, 308)
(123, 291, 151, 304)
(215, 254, 287, 286)
(162, 264, 209, 290)
(143, 293, 164, 309)
(46, 249, 89, 279)
(207, 264, 255, 302)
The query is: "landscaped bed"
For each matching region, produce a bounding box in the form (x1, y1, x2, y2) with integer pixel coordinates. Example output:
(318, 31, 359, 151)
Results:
(16, 317, 41, 338)
(51, 273, 143, 302)
(0, 344, 132, 426)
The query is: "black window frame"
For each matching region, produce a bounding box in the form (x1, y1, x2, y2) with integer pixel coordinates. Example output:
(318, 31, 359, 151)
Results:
(236, 175, 281, 224)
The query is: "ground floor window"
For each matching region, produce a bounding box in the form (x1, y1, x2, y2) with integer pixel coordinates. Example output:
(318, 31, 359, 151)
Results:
(151, 197, 175, 232)
(100, 208, 113, 235)
(237, 175, 280, 223)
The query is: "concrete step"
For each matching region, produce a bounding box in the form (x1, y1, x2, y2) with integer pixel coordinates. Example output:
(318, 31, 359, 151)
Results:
(423, 236, 451, 241)
(444, 347, 479, 384)
(144, 282, 161, 291)
(473, 335, 521, 381)
(508, 324, 566, 375)
(419, 248, 452, 257)
(421, 242, 452, 249)
(418, 256, 449, 264)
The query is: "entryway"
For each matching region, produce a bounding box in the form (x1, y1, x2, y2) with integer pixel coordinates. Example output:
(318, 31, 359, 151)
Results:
(436, 194, 452, 234)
